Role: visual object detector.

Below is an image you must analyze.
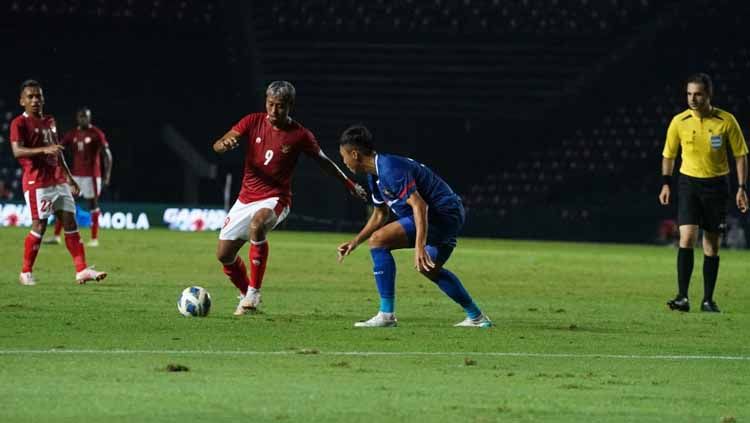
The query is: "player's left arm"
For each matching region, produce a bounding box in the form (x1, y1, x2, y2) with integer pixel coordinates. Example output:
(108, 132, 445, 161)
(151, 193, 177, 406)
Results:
(96, 128, 113, 186)
(58, 150, 80, 197)
(405, 190, 434, 272)
(311, 150, 368, 201)
(736, 154, 748, 213)
(727, 115, 748, 212)
(102, 146, 113, 186)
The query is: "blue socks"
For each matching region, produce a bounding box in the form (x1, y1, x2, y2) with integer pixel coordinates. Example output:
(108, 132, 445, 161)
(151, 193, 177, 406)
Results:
(425, 245, 481, 319)
(370, 248, 396, 313)
(370, 246, 481, 319)
(433, 268, 481, 319)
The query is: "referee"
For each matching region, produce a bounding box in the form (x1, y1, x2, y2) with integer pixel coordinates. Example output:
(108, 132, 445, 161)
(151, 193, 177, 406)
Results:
(659, 73, 748, 313)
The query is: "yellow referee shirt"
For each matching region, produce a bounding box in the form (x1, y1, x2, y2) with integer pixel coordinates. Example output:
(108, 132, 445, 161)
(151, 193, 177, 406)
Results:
(663, 107, 749, 178)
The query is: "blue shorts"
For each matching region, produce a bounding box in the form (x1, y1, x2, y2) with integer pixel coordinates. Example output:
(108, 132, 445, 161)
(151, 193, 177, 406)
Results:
(397, 203, 465, 264)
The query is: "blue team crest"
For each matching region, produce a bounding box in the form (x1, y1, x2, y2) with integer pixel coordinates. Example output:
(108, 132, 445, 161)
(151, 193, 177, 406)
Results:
(710, 134, 722, 149)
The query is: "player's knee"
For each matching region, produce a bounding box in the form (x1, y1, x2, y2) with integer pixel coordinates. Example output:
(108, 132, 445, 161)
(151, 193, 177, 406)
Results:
(679, 231, 697, 247)
(703, 234, 720, 255)
(31, 221, 46, 235)
(249, 215, 272, 239)
(216, 250, 235, 264)
(420, 268, 441, 282)
(368, 230, 388, 249)
(248, 223, 267, 240)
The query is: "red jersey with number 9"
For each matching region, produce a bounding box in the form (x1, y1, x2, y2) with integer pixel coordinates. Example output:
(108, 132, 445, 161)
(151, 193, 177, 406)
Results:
(231, 113, 321, 205)
(9, 112, 66, 191)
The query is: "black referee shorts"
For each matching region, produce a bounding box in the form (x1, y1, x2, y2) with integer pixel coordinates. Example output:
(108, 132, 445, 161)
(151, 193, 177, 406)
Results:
(677, 174, 729, 232)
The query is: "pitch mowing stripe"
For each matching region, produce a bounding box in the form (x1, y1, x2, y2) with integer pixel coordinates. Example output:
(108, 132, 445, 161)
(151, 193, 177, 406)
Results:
(0, 349, 748, 361)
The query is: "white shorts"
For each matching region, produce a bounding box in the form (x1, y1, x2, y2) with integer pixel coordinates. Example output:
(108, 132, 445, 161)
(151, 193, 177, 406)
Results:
(73, 176, 102, 199)
(24, 184, 76, 221)
(219, 197, 290, 241)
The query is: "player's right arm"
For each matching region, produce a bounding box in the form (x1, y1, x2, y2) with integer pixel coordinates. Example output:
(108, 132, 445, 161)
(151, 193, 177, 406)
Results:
(337, 205, 390, 263)
(659, 117, 680, 206)
(659, 157, 676, 205)
(212, 129, 241, 154)
(9, 119, 64, 158)
(10, 140, 63, 158)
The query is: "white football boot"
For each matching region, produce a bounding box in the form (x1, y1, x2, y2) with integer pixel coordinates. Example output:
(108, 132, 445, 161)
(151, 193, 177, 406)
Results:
(42, 236, 61, 245)
(87, 239, 99, 247)
(19, 272, 36, 286)
(75, 267, 108, 285)
(234, 288, 261, 315)
(454, 314, 493, 328)
(354, 312, 398, 328)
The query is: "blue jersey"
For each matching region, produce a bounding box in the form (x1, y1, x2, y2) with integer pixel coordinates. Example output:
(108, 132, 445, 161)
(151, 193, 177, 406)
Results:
(367, 154, 461, 218)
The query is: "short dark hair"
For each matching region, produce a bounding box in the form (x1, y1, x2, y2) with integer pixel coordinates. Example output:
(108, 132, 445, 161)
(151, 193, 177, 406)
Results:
(77, 106, 91, 115)
(340, 125, 375, 155)
(686, 73, 713, 97)
(20, 79, 41, 93)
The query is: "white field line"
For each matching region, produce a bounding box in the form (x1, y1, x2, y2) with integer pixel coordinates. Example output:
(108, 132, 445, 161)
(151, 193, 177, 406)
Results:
(0, 349, 748, 361)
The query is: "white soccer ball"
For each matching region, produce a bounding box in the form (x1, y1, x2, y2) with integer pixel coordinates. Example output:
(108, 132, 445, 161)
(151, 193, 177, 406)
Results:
(177, 286, 212, 317)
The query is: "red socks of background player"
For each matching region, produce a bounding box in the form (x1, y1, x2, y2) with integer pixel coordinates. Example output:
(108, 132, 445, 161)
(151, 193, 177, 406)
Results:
(22, 231, 42, 273)
(249, 239, 269, 290)
(55, 210, 99, 241)
(64, 231, 87, 272)
(91, 209, 100, 240)
(222, 257, 250, 295)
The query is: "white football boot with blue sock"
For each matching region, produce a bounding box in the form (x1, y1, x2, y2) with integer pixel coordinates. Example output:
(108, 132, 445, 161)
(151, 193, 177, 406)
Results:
(454, 314, 493, 328)
(354, 311, 397, 327)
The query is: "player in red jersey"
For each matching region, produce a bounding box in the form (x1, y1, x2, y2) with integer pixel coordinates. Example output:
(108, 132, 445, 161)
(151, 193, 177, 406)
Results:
(9, 80, 107, 286)
(47, 107, 113, 247)
(212, 81, 367, 315)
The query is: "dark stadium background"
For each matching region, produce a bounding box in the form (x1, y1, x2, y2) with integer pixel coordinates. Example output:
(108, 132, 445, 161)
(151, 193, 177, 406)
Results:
(1, 0, 748, 243)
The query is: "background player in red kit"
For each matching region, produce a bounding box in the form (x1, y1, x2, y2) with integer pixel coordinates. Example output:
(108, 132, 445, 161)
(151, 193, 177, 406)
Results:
(47, 107, 113, 247)
(9, 80, 107, 285)
(212, 80, 367, 315)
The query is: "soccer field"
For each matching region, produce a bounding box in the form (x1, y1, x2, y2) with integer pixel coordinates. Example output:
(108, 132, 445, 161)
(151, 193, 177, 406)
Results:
(0, 227, 748, 422)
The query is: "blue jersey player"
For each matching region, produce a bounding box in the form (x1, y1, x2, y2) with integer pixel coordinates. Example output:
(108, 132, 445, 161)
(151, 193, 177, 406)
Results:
(336, 125, 492, 328)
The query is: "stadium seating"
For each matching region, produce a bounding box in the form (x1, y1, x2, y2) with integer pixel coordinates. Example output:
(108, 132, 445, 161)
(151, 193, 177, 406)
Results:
(2, 0, 747, 241)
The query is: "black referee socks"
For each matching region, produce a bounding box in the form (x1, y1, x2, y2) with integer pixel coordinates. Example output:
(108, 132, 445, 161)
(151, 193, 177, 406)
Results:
(677, 248, 694, 299)
(703, 255, 720, 302)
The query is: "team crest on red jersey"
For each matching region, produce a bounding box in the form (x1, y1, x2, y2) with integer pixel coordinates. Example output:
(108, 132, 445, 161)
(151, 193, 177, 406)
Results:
(281, 144, 291, 154)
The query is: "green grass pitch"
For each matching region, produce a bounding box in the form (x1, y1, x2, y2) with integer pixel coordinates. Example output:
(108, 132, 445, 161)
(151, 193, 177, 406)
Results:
(0, 227, 748, 422)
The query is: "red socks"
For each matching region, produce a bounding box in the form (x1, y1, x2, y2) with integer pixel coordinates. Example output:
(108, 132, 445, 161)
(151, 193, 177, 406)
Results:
(249, 240, 269, 290)
(64, 231, 87, 272)
(22, 231, 42, 273)
(53, 219, 62, 236)
(91, 209, 100, 240)
(220, 239, 270, 294)
(222, 257, 249, 295)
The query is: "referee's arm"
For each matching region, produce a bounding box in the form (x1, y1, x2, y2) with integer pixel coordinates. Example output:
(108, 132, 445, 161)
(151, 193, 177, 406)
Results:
(659, 157, 676, 205)
(659, 119, 680, 206)
(727, 115, 748, 212)
(736, 154, 748, 212)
